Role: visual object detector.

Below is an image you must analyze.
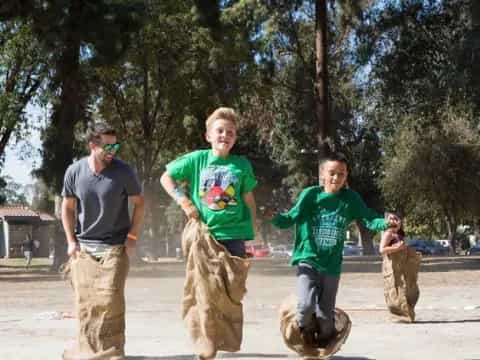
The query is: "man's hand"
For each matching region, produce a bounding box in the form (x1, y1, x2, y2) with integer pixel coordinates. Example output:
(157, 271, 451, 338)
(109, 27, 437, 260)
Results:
(67, 241, 79, 258)
(125, 238, 137, 257)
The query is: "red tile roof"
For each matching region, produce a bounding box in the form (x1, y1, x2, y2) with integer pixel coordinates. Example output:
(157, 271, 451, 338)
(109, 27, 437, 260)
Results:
(0, 205, 56, 221)
(39, 212, 56, 221)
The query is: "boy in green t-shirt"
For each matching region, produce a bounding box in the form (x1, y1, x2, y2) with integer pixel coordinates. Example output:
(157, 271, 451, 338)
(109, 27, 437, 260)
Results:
(271, 152, 397, 347)
(160, 107, 257, 257)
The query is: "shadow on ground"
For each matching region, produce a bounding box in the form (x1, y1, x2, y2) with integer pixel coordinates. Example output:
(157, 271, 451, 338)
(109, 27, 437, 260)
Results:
(126, 356, 193, 360)
(125, 355, 373, 360)
(413, 319, 480, 324)
(126, 354, 288, 360)
(218, 353, 288, 358)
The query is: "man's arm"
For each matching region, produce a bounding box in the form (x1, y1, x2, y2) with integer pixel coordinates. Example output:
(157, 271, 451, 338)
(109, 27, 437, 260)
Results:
(61, 197, 79, 257)
(243, 191, 257, 236)
(125, 194, 145, 256)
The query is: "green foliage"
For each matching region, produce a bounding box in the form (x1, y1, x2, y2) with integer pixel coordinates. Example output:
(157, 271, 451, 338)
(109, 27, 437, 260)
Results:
(356, 1, 480, 245)
(0, 20, 47, 160)
(0, 175, 28, 204)
(29, 179, 55, 214)
(1, 0, 146, 193)
(0, 176, 6, 204)
(245, 1, 381, 205)
(1, 0, 479, 255)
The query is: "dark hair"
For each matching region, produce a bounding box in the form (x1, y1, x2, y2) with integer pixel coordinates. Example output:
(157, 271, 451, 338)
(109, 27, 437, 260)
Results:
(389, 212, 405, 240)
(85, 121, 116, 144)
(318, 151, 348, 168)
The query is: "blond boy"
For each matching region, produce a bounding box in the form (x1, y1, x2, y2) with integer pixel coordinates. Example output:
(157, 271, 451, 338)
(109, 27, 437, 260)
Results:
(160, 107, 257, 257)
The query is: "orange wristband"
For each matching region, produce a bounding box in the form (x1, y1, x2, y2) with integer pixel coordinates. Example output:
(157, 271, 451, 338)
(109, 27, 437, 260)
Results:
(178, 197, 194, 210)
(127, 233, 137, 241)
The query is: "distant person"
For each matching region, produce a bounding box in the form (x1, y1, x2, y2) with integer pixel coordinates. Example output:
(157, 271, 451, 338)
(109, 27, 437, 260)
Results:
(61, 121, 144, 359)
(160, 107, 257, 359)
(379, 213, 406, 256)
(380, 213, 420, 322)
(22, 233, 34, 270)
(271, 152, 398, 352)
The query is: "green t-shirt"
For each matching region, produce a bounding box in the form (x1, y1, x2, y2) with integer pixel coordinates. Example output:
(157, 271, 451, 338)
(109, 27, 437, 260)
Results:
(271, 186, 387, 275)
(166, 149, 257, 241)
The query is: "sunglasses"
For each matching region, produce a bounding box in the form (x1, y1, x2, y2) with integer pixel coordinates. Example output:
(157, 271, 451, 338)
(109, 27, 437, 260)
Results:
(101, 143, 121, 152)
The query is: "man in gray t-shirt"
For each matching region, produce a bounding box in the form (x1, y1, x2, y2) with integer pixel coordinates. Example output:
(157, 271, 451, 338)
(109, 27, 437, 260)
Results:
(61, 123, 144, 257)
(61, 121, 144, 358)
(62, 154, 143, 252)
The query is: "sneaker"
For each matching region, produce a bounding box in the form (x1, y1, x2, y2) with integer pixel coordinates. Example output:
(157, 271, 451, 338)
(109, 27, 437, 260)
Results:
(316, 335, 331, 348)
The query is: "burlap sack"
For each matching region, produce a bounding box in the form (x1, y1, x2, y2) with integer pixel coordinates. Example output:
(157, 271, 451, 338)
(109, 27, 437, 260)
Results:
(63, 246, 129, 360)
(382, 246, 421, 322)
(182, 219, 250, 360)
(279, 294, 351, 359)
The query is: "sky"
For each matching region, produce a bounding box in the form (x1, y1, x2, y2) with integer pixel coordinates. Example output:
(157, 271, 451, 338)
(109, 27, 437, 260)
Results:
(1, 104, 43, 186)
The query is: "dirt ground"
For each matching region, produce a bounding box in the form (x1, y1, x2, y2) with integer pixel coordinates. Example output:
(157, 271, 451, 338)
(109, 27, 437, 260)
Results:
(1, 256, 479, 360)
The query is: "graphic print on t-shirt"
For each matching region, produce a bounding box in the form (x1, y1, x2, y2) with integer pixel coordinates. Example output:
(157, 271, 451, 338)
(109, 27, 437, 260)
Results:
(311, 208, 347, 249)
(199, 165, 238, 210)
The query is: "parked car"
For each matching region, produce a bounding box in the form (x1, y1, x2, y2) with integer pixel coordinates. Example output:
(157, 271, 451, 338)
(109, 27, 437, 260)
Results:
(270, 245, 293, 259)
(466, 243, 480, 255)
(245, 244, 270, 258)
(426, 240, 450, 255)
(407, 239, 449, 256)
(343, 241, 363, 256)
(436, 239, 451, 248)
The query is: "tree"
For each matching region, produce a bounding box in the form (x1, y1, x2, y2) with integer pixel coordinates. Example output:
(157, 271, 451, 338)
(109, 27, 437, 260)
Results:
(379, 102, 480, 251)
(358, 1, 480, 252)
(0, 175, 28, 204)
(95, 0, 268, 256)
(0, 19, 46, 160)
(1, 0, 146, 269)
(29, 179, 55, 214)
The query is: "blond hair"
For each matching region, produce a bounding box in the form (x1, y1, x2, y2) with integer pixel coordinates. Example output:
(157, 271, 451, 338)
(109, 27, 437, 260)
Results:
(205, 107, 238, 130)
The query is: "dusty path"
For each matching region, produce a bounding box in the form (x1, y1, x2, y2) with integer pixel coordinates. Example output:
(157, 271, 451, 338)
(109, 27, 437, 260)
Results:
(1, 256, 479, 360)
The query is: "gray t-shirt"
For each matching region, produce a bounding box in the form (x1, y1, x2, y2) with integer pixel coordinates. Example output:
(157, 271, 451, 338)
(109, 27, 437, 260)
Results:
(62, 157, 142, 246)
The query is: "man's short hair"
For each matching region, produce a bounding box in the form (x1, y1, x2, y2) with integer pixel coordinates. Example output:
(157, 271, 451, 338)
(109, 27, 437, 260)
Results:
(205, 107, 238, 130)
(85, 121, 116, 144)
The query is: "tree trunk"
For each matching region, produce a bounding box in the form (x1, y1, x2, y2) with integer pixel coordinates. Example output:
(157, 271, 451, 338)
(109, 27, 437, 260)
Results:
(51, 195, 67, 270)
(141, 181, 161, 259)
(474, 216, 480, 244)
(446, 216, 457, 255)
(357, 224, 375, 255)
(315, 0, 331, 158)
(47, 0, 83, 270)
